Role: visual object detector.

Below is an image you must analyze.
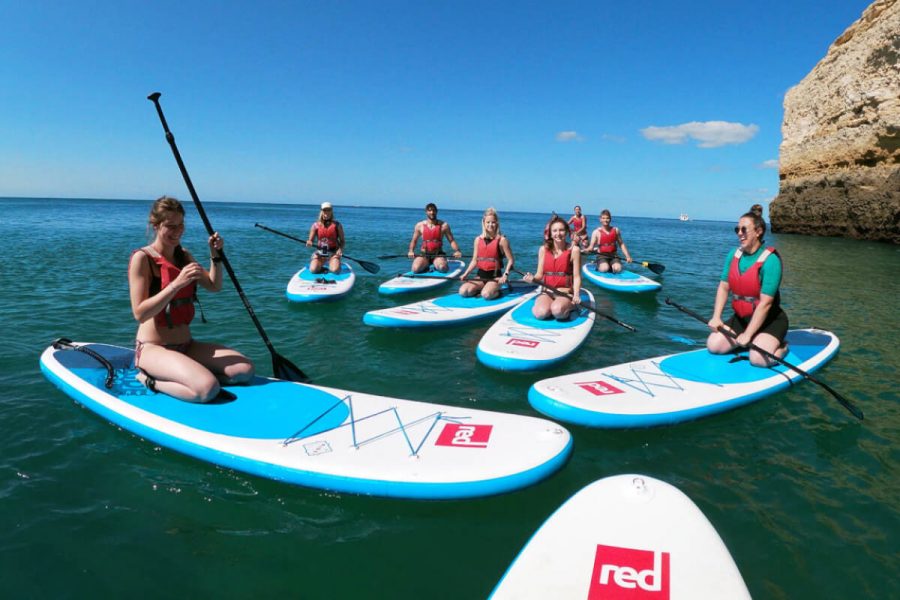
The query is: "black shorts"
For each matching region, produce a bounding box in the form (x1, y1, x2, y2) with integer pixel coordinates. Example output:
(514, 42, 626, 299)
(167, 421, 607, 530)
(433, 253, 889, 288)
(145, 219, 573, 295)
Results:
(726, 308, 789, 344)
(476, 268, 499, 281)
(595, 254, 620, 267)
(423, 251, 446, 265)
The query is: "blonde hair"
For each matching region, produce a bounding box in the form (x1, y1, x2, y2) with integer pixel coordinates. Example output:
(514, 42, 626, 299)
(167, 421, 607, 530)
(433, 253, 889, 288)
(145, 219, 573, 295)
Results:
(481, 207, 501, 238)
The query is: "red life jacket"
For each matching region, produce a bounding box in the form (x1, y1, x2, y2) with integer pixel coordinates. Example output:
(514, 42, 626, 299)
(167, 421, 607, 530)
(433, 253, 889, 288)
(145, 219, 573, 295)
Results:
(136, 247, 196, 328)
(421, 221, 443, 254)
(570, 215, 585, 233)
(476, 236, 502, 274)
(542, 248, 572, 288)
(728, 246, 780, 318)
(598, 227, 619, 255)
(315, 221, 339, 252)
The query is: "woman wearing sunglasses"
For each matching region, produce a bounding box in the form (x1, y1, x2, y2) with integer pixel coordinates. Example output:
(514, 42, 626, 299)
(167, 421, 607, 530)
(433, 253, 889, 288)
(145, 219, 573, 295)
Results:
(706, 204, 789, 366)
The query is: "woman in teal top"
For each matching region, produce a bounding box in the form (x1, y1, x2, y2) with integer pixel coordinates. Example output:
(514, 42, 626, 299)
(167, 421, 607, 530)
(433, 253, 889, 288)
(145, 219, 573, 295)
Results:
(707, 204, 789, 367)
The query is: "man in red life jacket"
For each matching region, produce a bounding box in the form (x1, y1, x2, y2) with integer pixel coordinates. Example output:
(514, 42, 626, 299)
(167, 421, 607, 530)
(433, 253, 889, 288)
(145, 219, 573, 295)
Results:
(407, 203, 462, 273)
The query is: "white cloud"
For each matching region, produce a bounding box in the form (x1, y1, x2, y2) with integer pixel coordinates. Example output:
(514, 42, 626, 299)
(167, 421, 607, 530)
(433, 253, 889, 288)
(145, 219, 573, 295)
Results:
(640, 121, 759, 148)
(556, 130, 584, 142)
(760, 159, 779, 169)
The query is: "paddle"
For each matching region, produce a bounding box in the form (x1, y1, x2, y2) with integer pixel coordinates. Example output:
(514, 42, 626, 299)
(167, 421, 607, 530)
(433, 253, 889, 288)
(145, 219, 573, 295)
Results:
(254, 223, 381, 274)
(585, 252, 665, 274)
(664, 298, 863, 420)
(147, 92, 310, 384)
(377, 253, 469, 260)
(512, 269, 637, 332)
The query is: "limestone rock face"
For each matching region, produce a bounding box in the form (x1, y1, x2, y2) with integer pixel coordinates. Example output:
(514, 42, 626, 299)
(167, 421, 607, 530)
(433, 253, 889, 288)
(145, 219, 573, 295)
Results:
(770, 0, 900, 243)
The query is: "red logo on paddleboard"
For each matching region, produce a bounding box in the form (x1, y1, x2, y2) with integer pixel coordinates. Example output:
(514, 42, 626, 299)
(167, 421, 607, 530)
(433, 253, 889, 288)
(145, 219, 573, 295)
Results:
(506, 338, 540, 348)
(589, 544, 670, 599)
(435, 424, 493, 448)
(576, 380, 625, 396)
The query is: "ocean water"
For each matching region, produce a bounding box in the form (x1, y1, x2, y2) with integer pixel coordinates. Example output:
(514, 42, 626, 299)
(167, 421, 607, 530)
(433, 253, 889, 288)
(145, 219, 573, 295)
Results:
(1, 197, 897, 598)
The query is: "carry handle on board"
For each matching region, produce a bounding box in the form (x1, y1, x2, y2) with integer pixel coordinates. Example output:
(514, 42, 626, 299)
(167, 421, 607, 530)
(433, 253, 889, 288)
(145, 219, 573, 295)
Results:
(148, 92, 310, 384)
(664, 298, 862, 420)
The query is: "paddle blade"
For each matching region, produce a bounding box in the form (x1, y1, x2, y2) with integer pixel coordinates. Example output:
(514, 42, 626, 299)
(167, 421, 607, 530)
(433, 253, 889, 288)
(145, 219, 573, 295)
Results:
(643, 261, 666, 274)
(357, 259, 381, 274)
(272, 353, 311, 383)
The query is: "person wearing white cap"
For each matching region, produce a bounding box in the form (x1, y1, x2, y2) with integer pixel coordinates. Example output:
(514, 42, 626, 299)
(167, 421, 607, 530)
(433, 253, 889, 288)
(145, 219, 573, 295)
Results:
(306, 202, 345, 273)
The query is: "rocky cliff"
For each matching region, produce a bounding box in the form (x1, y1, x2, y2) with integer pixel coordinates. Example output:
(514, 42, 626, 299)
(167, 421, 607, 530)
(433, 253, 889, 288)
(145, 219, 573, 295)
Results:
(770, 0, 900, 243)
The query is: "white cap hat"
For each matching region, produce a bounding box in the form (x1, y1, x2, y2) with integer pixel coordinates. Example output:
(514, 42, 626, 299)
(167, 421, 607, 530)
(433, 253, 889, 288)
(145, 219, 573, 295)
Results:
(320, 202, 333, 210)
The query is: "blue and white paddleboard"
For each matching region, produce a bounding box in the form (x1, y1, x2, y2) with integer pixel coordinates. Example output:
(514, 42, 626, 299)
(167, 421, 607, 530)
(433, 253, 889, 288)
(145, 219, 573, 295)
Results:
(582, 263, 661, 293)
(378, 260, 466, 296)
(40, 342, 572, 499)
(529, 329, 840, 428)
(491, 474, 750, 599)
(363, 284, 539, 328)
(286, 264, 355, 302)
(476, 290, 596, 371)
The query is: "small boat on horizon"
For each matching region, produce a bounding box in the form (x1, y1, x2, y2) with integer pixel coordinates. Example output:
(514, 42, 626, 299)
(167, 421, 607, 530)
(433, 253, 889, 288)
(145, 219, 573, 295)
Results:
(679, 213, 690, 222)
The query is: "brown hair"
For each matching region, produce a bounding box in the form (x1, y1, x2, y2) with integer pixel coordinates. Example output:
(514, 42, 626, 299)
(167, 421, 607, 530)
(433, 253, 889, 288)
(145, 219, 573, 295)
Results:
(742, 204, 766, 239)
(148, 195, 185, 229)
(544, 216, 571, 250)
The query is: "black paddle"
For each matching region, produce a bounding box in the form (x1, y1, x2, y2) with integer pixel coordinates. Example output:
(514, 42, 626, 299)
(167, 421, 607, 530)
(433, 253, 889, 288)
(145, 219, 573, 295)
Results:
(512, 269, 637, 332)
(255, 223, 380, 274)
(665, 298, 863, 420)
(586, 252, 665, 274)
(148, 92, 310, 384)
(377, 253, 469, 260)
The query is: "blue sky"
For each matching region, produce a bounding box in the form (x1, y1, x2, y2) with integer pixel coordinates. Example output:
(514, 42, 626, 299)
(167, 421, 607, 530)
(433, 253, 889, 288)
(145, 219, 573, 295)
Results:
(0, 0, 874, 219)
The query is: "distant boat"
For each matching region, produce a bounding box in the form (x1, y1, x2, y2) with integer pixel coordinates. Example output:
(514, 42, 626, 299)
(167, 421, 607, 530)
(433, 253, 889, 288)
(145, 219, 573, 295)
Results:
(679, 213, 689, 222)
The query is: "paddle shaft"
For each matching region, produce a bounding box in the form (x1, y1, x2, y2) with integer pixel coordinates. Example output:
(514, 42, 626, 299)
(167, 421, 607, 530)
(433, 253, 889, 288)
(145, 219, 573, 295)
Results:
(378, 253, 469, 260)
(512, 269, 637, 332)
(148, 93, 309, 382)
(255, 223, 380, 273)
(665, 298, 862, 420)
(585, 252, 665, 274)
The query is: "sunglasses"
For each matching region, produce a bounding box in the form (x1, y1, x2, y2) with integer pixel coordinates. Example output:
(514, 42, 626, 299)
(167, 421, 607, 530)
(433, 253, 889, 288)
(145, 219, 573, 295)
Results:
(734, 226, 751, 234)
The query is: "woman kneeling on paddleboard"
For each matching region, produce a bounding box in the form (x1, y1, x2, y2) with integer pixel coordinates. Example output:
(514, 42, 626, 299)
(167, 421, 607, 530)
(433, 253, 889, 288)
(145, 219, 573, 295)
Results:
(459, 207, 514, 300)
(707, 204, 789, 367)
(524, 216, 582, 320)
(306, 201, 345, 274)
(128, 196, 254, 402)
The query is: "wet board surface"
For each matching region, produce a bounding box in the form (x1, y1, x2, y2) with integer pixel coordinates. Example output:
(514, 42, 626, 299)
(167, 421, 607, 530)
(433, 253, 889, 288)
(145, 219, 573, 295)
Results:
(529, 329, 839, 427)
(491, 474, 750, 599)
(286, 264, 355, 302)
(40, 342, 572, 499)
(476, 289, 595, 371)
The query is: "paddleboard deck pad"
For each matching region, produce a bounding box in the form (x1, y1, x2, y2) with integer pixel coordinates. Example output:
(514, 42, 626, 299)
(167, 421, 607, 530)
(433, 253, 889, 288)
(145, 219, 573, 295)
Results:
(582, 263, 661, 293)
(286, 264, 355, 302)
(490, 474, 750, 599)
(378, 260, 466, 295)
(529, 328, 839, 427)
(40, 341, 572, 499)
(363, 283, 539, 328)
(476, 289, 596, 371)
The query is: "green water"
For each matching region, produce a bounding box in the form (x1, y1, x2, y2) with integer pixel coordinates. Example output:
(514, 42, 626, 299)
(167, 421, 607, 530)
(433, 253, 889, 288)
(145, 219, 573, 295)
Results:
(1, 198, 897, 598)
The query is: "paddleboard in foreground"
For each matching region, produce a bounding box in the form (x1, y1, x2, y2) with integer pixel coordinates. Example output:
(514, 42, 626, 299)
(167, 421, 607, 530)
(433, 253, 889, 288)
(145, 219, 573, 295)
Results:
(40, 341, 572, 499)
(530, 328, 839, 428)
(286, 264, 355, 302)
(476, 289, 596, 371)
(490, 474, 750, 599)
(582, 263, 661, 293)
(378, 259, 466, 295)
(363, 283, 539, 328)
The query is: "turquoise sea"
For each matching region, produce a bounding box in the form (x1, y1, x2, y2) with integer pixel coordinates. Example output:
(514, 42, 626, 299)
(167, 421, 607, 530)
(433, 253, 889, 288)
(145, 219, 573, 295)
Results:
(1, 197, 897, 598)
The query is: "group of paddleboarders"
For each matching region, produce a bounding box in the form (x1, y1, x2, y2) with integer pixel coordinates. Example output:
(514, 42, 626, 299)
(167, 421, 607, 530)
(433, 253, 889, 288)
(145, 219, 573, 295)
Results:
(127, 196, 787, 402)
